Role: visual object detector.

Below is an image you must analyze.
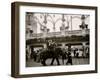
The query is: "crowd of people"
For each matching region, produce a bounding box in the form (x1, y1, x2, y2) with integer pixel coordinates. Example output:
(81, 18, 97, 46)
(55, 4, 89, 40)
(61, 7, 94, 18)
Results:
(26, 40, 89, 66)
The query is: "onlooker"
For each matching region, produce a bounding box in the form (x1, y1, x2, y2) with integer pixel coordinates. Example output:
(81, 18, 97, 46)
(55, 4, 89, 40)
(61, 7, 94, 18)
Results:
(66, 51, 72, 65)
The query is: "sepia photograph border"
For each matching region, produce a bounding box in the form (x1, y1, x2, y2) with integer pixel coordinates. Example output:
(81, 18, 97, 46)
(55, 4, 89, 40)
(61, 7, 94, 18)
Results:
(11, 2, 98, 78)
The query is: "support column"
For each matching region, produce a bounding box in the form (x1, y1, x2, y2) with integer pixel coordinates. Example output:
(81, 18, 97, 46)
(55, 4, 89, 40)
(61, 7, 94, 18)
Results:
(43, 44, 47, 48)
(26, 45, 31, 60)
(82, 42, 86, 57)
(68, 44, 71, 51)
(62, 43, 65, 48)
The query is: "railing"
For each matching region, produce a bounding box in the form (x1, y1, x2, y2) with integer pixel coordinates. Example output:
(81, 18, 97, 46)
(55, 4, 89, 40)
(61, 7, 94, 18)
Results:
(26, 29, 89, 39)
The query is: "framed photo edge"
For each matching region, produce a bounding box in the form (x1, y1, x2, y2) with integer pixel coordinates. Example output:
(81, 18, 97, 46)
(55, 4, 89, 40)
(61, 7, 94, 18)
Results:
(11, 2, 98, 78)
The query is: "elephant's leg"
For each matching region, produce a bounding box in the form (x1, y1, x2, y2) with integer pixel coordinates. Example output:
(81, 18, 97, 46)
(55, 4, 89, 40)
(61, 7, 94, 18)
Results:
(42, 58, 47, 66)
(50, 58, 55, 65)
(56, 58, 60, 65)
(62, 58, 64, 65)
